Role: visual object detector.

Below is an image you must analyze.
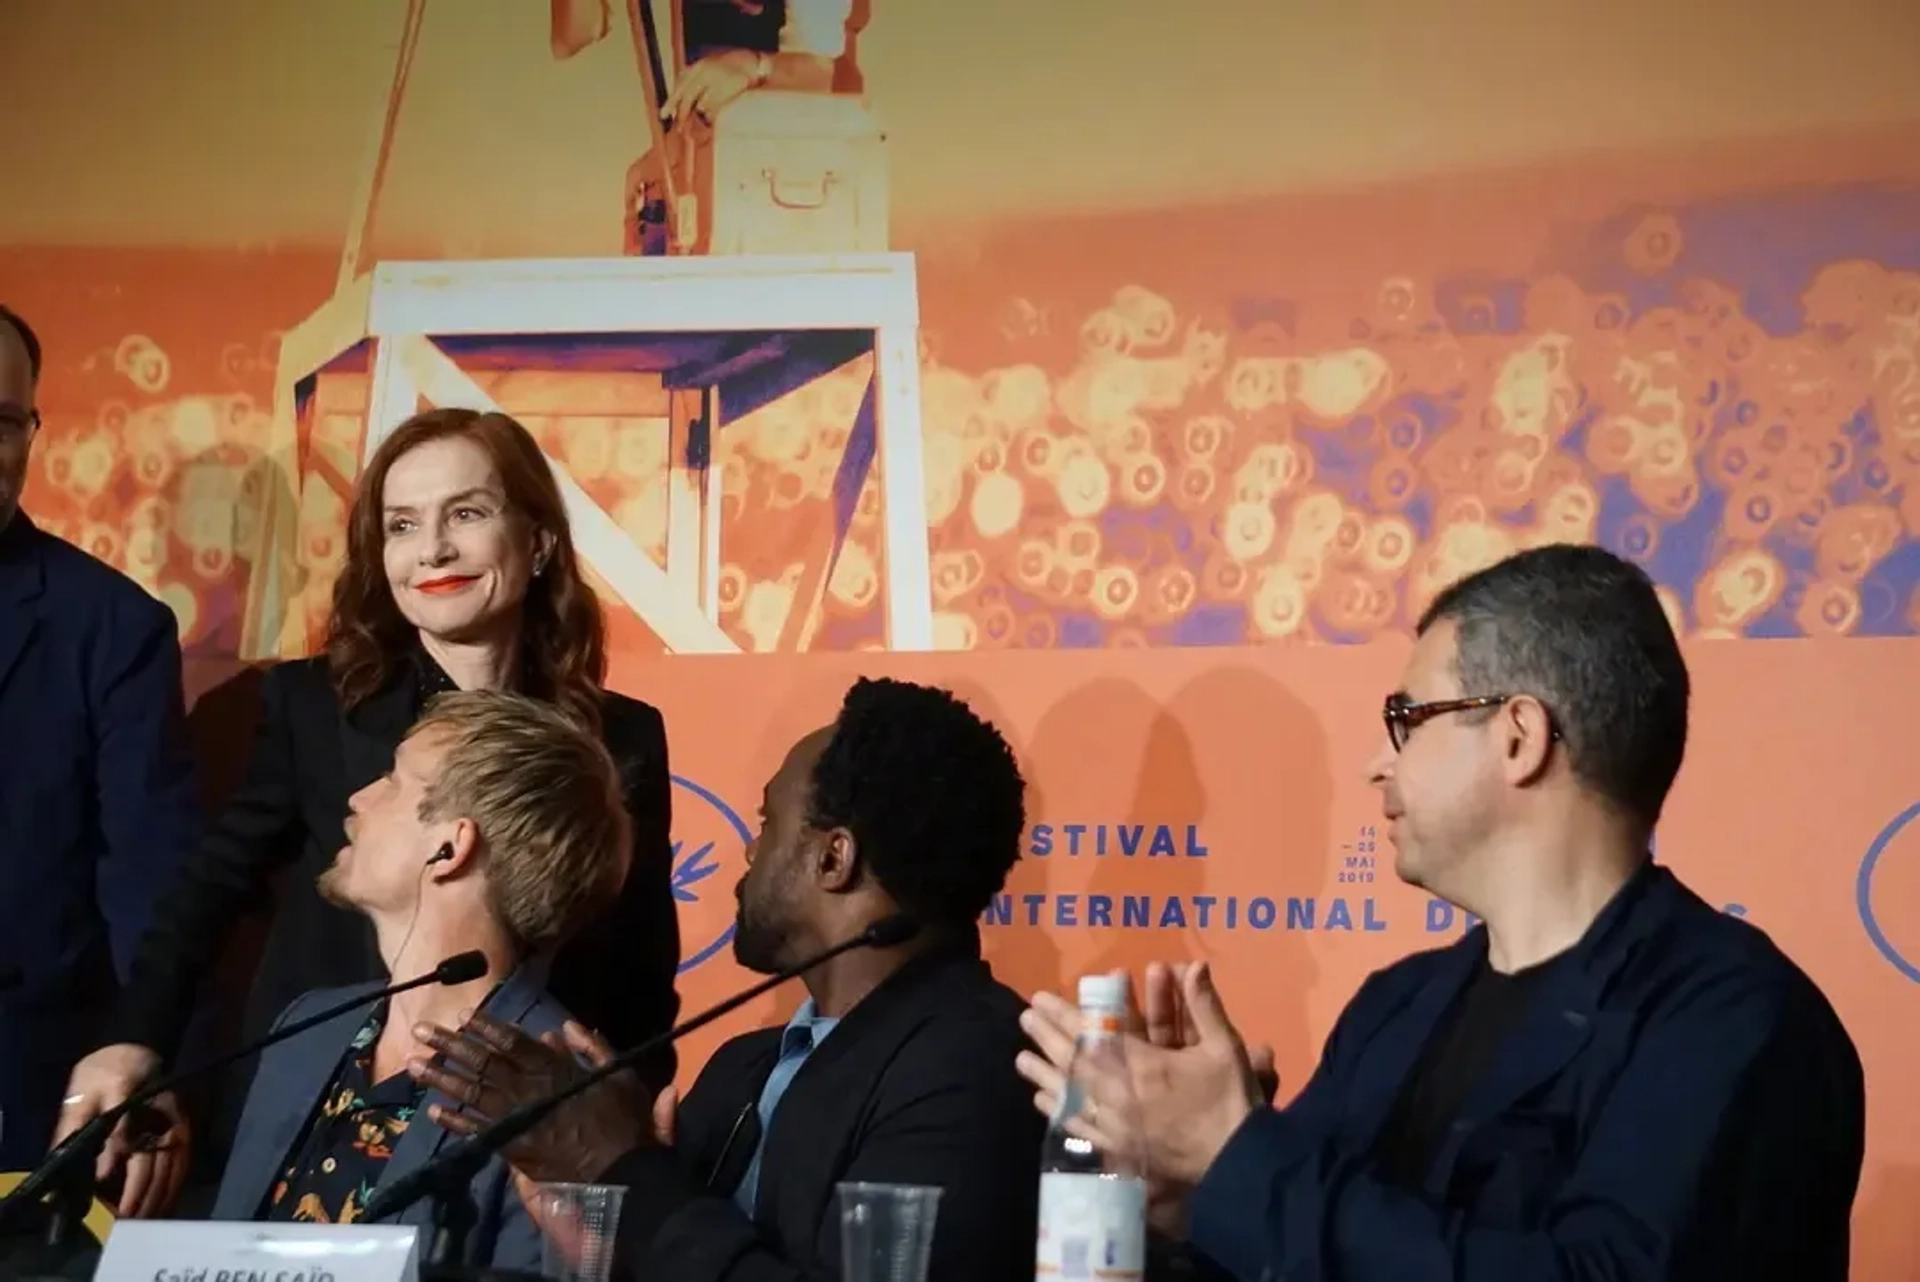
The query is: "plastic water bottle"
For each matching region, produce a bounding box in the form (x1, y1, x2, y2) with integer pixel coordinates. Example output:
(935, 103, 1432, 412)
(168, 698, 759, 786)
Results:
(1036, 973, 1147, 1282)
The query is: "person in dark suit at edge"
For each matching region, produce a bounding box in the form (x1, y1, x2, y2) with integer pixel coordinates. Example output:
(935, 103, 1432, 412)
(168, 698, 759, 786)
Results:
(405, 677, 1044, 1282)
(54, 407, 682, 1220)
(1018, 544, 1866, 1282)
(0, 304, 202, 1173)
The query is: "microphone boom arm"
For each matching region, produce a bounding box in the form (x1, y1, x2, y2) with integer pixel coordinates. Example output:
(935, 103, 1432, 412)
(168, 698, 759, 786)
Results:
(361, 916, 918, 1224)
(0, 951, 487, 1235)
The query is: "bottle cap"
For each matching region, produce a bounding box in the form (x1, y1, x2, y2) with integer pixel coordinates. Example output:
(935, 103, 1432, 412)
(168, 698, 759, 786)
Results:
(1077, 971, 1130, 1013)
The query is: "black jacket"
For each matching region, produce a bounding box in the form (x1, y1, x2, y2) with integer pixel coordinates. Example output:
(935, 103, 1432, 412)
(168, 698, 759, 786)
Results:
(105, 655, 682, 1133)
(601, 935, 1044, 1282)
(1181, 863, 1863, 1282)
(0, 513, 201, 1168)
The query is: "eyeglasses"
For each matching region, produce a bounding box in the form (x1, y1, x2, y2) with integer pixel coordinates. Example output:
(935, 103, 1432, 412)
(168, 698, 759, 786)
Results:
(1382, 692, 1560, 752)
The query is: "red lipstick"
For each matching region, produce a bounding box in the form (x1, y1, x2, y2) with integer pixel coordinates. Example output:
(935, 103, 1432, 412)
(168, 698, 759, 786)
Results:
(415, 574, 480, 595)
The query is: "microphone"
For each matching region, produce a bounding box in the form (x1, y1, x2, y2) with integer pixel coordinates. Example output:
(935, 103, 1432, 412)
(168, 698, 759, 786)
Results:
(362, 914, 920, 1227)
(0, 949, 490, 1238)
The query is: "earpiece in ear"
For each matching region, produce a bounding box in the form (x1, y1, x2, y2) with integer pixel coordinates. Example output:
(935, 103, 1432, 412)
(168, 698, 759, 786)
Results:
(427, 843, 455, 867)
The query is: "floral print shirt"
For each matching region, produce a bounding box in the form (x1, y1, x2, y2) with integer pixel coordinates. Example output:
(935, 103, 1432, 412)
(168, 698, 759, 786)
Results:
(261, 1001, 425, 1224)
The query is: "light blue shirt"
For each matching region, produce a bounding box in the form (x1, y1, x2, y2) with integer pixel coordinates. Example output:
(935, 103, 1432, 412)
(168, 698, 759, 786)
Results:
(733, 998, 840, 1215)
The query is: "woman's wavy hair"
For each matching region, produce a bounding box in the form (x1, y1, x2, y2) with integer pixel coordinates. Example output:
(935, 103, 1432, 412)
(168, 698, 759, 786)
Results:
(325, 407, 608, 732)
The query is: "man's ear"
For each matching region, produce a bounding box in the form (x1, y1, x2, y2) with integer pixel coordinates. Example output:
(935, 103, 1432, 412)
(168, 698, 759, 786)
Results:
(429, 818, 482, 879)
(1499, 695, 1555, 787)
(815, 827, 859, 893)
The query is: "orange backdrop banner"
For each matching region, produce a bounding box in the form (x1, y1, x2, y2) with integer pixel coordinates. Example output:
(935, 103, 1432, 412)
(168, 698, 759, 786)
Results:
(6, 0, 1920, 1273)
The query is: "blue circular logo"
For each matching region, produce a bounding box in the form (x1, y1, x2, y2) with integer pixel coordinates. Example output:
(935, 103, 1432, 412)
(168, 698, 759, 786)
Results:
(1856, 800, 1920, 985)
(670, 775, 752, 973)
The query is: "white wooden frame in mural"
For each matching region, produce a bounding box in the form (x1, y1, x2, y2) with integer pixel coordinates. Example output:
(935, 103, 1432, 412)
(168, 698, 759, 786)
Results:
(246, 252, 932, 656)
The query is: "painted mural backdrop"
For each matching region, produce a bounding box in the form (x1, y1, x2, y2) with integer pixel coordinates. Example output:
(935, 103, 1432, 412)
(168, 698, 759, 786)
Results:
(3, 0, 1917, 1275)
(17, 202, 1920, 655)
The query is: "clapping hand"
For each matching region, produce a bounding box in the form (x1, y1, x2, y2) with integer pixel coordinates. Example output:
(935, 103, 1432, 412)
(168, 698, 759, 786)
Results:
(1016, 963, 1272, 1233)
(406, 1016, 650, 1185)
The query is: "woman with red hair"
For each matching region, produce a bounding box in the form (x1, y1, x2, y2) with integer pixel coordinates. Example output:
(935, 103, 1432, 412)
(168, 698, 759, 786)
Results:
(54, 408, 681, 1219)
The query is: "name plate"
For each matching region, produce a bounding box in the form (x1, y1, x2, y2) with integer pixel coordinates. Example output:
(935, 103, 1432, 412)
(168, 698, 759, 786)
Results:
(97, 1221, 421, 1282)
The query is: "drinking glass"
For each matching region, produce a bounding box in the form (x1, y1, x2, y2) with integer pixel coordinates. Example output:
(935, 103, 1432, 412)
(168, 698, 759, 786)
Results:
(837, 1182, 942, 1282)
(532, 1181, 625, 1282)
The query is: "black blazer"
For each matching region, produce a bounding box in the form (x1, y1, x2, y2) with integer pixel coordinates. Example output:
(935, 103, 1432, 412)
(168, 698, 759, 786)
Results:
(104, 655, 682, 1117)
(601, 934, 1044, 1282)
(1182, 863, 1863, 1282)
(0, 514, 201, 1168)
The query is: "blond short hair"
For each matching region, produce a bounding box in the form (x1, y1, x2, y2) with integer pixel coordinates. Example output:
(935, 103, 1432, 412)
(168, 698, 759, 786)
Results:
(410, 690, 631, 952)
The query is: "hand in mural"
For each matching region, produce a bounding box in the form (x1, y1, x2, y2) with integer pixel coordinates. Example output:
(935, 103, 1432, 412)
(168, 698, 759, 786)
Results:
(1018, 963, 1274, 1235)
(661, 50, 764, 124)
(660, 40, 837, 124)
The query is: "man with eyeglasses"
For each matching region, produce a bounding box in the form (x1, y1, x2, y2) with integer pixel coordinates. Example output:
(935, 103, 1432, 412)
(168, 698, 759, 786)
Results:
(1017, 543, 1864, 1282)
(0, 304, 200, 1181)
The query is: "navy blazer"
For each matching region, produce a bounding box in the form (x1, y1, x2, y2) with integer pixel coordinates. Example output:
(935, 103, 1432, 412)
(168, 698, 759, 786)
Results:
(0, 513, 200, 1168)
(212, 965, 566, 1272)
(1186, 863, 1865, 1282)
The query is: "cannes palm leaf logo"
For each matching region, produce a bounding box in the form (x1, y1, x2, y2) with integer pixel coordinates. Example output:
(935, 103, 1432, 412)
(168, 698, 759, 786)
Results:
(672, 840, 724, 903)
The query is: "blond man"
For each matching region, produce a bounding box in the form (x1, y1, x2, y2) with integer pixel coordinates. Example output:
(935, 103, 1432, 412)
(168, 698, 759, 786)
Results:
(210, 691, 631, 1272)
